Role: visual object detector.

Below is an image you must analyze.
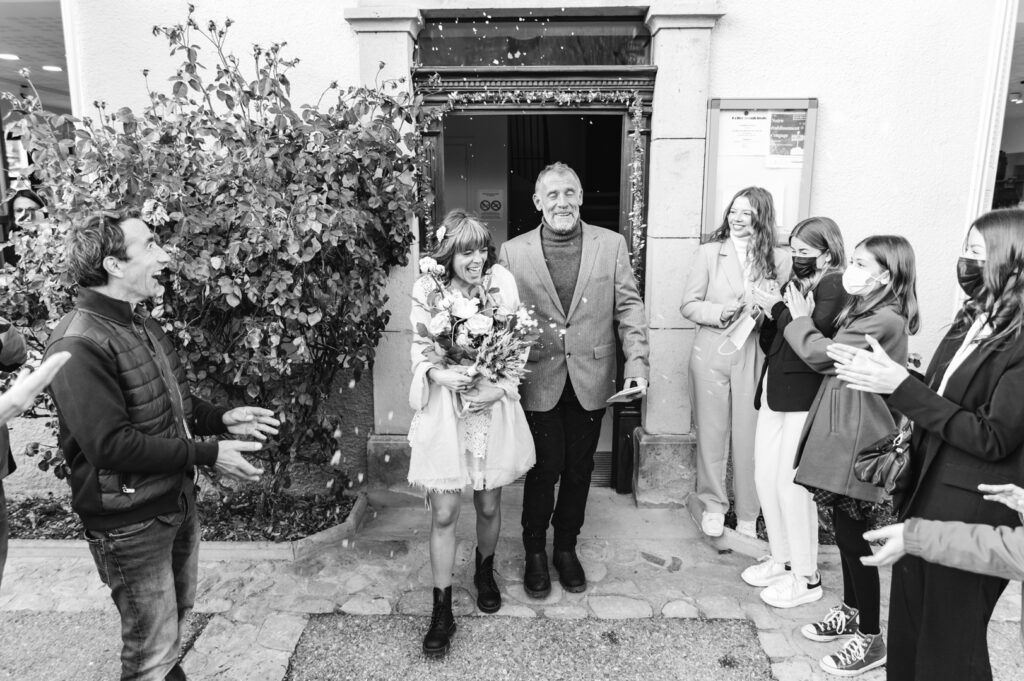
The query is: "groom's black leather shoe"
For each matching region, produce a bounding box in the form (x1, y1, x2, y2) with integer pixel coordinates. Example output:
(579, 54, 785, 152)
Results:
(523, 551, 551, 598)
(552, 548, 587, 593)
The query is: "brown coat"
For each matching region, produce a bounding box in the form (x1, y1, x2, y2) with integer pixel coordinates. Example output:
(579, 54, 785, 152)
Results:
(785, 305, 909, 502)
(905, 517, 1024, 648)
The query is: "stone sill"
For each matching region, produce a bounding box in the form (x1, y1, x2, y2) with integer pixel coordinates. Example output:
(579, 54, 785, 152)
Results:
(8, 491, 369, 563)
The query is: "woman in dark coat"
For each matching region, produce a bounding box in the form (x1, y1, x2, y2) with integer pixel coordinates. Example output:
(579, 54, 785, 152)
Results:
(830, 208, 1024, 681)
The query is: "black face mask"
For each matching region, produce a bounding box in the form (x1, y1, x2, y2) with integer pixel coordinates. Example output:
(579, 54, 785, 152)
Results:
(956, 257, 985, 299)
(791, 255, 820, 279)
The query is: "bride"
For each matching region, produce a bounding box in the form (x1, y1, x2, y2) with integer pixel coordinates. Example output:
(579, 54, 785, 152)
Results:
(407, 209, 536, 657)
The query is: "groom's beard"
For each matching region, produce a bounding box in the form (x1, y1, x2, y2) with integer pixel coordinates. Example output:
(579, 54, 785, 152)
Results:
(548, 214, 578, 233)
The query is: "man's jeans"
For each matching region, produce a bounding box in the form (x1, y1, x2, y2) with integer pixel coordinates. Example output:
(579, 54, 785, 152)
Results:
(0, 479, 9, 592)
(85, 493, 198, 681)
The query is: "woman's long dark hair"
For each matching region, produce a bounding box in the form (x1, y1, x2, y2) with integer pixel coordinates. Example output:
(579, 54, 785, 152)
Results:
(789, 216, 846, 294)
(836, 235, 920, 335)
(958, 208, 1024, 348)
(707, 186, 780, 281)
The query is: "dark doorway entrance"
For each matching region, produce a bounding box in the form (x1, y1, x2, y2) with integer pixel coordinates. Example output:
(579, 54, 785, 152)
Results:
(441, 113, 624, 250)
(507, 114, 623, 238)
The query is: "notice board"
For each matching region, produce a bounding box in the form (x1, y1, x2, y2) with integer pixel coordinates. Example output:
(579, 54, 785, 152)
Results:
(702, 99, 818, 244)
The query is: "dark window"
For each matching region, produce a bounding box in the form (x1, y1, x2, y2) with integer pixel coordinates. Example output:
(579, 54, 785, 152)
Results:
(416, 17, 651, 67)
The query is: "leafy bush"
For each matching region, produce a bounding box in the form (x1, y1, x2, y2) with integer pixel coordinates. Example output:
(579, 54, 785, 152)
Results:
(2, 7, 436, 499)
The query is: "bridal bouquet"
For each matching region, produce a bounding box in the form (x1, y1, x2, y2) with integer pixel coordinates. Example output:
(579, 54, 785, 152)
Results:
(415, 256, 541, 384)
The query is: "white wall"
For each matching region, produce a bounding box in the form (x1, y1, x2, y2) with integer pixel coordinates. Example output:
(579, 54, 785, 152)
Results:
(710, 0, 1012, 358)
(60, 0, 360, 114)
(60, 0, 1018, 365)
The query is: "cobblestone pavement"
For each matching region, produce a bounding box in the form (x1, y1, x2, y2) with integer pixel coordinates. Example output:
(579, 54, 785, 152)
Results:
(1, 487, 1021, 681)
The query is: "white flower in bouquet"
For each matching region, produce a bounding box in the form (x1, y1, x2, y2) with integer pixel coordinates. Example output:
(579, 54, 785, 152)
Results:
(455, 327, 471, 347)
(419, 256, 439, 274)
(428, 310, 452, 335)
(451, 296, 480, 319)
(465, 313, 494, 336)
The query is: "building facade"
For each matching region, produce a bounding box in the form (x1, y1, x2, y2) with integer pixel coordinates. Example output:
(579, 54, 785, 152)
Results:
(57, 0, 1018, 503)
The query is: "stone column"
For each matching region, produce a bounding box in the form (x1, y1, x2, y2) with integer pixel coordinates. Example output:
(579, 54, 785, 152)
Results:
(634, 1, 723, 506)
(344, 6, 423, 486)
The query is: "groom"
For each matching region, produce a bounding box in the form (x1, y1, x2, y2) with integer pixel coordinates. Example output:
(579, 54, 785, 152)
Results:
(499, 162, 649, 597)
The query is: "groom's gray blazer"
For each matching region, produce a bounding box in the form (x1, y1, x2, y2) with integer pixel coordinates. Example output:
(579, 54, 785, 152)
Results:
(499, 222, 650, 412)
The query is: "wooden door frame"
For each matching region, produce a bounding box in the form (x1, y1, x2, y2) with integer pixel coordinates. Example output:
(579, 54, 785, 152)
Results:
(414, 65, 655, 289)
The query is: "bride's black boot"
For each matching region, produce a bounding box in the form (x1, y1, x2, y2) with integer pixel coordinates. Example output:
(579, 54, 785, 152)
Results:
(422, 586, 456, 657)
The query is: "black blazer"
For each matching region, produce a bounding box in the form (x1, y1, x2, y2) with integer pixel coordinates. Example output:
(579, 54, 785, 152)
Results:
(755, 272, 847, 412)
(888, 318, 1024, 525)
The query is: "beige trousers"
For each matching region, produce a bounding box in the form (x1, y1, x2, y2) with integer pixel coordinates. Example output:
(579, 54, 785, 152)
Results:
(754, 398, 818, 576)
(689, 326, 762, 523)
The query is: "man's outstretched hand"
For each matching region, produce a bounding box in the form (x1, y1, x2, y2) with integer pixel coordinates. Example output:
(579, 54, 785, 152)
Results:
(222, 406, 280, 441)
(215, 440, 264, 482)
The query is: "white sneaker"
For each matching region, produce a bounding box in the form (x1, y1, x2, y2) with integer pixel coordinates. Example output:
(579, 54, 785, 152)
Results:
(701, 511, 725, 537)
(735, 520, 758, 538)
(741, 556, 790, 587)
(760, 573, 824, 609)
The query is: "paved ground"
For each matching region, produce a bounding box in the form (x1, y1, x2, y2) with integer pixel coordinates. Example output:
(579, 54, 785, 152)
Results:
(1, 485, 1021, 681)
(0, 611, 209, 681)
(288, 616, 771, 681)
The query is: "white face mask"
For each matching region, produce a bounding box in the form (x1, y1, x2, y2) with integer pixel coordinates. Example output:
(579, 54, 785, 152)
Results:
(842, 267, 884, 296)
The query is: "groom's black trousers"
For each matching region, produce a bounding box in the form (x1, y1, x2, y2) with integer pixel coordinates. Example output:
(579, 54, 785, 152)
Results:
(521, 378, 605, 553)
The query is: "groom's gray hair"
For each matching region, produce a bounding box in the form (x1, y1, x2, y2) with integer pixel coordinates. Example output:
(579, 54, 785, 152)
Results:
(534, 162, 582, 195)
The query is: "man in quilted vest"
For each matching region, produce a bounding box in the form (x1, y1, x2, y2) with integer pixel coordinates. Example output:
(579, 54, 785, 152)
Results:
(0, 317, 28, 591)
(45, 210, 280, 681)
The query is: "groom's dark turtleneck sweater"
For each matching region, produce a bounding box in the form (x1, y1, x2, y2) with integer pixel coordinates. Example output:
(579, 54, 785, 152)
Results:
(541, 220, 583, 313)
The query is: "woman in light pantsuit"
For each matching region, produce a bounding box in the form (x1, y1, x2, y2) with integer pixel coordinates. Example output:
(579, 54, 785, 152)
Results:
(680, 187, 791, 538)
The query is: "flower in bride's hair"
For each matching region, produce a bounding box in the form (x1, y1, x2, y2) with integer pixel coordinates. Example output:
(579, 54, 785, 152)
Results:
(435, 226, 447, 242)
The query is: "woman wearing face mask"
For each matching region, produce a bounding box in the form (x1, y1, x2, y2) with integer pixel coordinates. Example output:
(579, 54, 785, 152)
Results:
(742, 217, 848, 609)
(680, 187, 792, 539)
(408, 210, 536, 657)
(782, 235, 919, 676)
(828, 209, 1024, 681)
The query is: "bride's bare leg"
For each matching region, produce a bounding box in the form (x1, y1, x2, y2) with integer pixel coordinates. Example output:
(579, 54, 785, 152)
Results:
(428, 490, 463, 587)
(474, 487, 502, 557)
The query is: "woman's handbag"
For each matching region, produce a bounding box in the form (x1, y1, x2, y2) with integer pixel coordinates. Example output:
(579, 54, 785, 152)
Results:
(853, 417, 912, 495)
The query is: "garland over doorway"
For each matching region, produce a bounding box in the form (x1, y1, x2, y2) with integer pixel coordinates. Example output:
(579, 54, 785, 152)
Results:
(415, 68, 653, 287)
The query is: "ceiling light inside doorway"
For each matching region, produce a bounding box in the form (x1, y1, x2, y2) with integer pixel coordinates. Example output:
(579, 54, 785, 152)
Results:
(1012, 92, 1024, 104)
(41, 65, 63, 72)
(0, 54, 19, 60)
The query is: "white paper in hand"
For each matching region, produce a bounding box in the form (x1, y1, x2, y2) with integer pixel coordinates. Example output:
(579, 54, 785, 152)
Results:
(606, 385, 645, 404)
